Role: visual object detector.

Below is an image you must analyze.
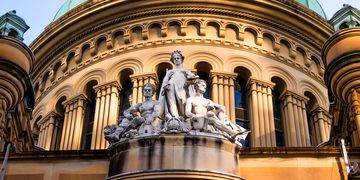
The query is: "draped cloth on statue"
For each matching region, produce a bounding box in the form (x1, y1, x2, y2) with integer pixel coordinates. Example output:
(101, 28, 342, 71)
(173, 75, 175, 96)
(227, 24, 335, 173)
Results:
(159, 68, 196, 120)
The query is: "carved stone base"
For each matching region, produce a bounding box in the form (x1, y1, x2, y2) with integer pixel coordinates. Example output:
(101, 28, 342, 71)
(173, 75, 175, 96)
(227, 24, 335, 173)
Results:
(107, 134, 245, 180)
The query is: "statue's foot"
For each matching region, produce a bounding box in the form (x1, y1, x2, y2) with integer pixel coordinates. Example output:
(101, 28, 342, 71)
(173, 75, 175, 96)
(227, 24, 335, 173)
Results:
(230, 130, 250, 139)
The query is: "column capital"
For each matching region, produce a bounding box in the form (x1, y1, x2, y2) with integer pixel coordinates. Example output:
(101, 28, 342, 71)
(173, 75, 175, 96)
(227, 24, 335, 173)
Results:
(209, 71, 237, 79)
(280, 90, 309, 102)
(94, 81, 122, 92)
(63, 94, 88, 107)
(246, 78, 275, 91)
(130, 72, 159, 85)
(37, 111, 62, 125)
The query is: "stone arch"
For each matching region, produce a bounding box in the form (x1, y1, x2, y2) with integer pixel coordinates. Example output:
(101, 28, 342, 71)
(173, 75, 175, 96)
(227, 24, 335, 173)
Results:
(129, 25, 145, 43)
(262, 31, 276, 51)
(147, 22, 163, 40)
(298, 80, 327, 109)
(227, 56, 262, 79)
(107, 58, 143, 82)
(53, 61, 62, 81)
(205, 20, 223, 38)
(80, 43, 91, 61)
(112, 29, 126, 47)
(224, 23, 240, 40)
(242, 26, 259, 45)
(186, 52, 223, 71)
(147, 52, 174, 72)
(279, 38, 292, 58)
(74, 69, 106, 93)
(165, 19, 184, 27)
(242, 26, 259, 36)
(166, 20, 183, 37)
(32, 105, 45, 130)
(41, 71, 50, 90)
(47, 85, 73, 111)
(96, 36, 107, 53)
(195, 61, 213, 83)
(185, 19, 203, 26)
(264, 67, 297, 91)
(185, 19, 202, 36)
(295, 46, 307, 65)
(155, 62, 173, 97)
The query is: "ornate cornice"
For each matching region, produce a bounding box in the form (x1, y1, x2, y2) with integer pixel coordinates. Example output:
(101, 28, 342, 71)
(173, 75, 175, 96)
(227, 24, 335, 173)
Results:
(31, 1, 332, 73)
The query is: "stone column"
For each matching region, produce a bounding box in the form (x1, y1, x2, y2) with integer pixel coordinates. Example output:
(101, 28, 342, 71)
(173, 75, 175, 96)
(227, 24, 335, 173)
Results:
(130, 73, 158, 105)
(60, 94, 87, 150)
(308, 107, 331, 146)
(281, 91, 310, 147)
(210, 72, 237, 122)
(91, 81, 121, 150)
(247, 79, 275, 147)
(36, 112, 63, 150)
(350, 90, 360, 146)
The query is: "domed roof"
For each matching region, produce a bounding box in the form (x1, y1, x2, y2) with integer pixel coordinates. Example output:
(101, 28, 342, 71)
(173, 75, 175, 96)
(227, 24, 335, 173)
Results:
(53, 0, 327, 20)
(53, 0, 86, 20)
(297, 0, 327, 18)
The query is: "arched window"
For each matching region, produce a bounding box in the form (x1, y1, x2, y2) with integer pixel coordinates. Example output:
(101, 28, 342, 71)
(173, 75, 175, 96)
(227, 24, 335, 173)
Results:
(54, 96, 67, 150)
(156, 62, 173, 98)
(339, 21, 349, 30)
(234, 67, 251, 147)
(304, 91, 318, 146)
(195, 62, 212, 99)
(119, 69, 133, 114)
(33, 116, 42, 146)
(81, 81, 97, 150)
(8, 29, 19, 38)
(271, 77, 286, 147)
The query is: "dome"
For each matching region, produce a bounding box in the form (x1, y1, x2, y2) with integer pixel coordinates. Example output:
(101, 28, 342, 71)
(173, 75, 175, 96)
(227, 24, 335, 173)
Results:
(297, 0, 327, 18)
(53, 0, 86, 20)
(53, 0, 327, 20)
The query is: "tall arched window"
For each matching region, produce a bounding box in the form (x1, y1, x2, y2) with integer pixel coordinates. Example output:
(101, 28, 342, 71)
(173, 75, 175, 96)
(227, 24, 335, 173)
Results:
(82, 80, 97, 150)
(195, 62, 212, 99)
(8, 29, 19, 38)
(119, 69, 133, 114)
(33, 116, 42, 146)
(54, 96, 67, 150)
(305, 91, 318, 146)
(271, 77, 286, 147)
(156, 62, 173, 98)
(234, 67, 251, 147)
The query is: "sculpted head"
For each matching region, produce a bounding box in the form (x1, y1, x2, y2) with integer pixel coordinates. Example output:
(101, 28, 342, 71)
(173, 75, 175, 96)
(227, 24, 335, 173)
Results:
(170, 50, 184, 66)
(142, 83, 156, 97)
(195, 79, 207, 94)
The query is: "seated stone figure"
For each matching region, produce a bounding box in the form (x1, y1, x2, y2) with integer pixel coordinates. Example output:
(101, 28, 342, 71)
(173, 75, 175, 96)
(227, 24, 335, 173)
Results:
(185, 79, 249, 143)
(104, 83, 161, 144)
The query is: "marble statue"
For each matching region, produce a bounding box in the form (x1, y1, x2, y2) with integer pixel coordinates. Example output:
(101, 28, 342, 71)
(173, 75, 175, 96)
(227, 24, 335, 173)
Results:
(159, 50, 198, 131)
(185, 79, 249, 144)
(104, 83, 161, 144)
(104, 50, 249, 147)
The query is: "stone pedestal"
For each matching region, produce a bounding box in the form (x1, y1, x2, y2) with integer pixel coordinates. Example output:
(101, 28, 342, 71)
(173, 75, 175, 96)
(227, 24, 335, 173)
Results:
(107, 134, 245, 180)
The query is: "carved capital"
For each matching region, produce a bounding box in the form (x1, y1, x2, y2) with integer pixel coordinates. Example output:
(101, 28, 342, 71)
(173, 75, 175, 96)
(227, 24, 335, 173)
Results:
(246, 78, 275, 92)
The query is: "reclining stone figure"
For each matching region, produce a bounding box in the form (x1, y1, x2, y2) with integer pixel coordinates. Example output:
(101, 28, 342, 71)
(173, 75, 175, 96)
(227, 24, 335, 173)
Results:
(185, 79, 249, 144)
(104, 83, 161, 144)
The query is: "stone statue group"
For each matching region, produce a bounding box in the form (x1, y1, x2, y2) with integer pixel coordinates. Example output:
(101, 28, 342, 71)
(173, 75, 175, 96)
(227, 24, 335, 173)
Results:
(104, 50, 249, 146)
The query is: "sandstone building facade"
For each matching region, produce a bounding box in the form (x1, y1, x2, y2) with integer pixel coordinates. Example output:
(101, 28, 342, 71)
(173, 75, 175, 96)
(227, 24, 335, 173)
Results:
(2, 0, 359, 179)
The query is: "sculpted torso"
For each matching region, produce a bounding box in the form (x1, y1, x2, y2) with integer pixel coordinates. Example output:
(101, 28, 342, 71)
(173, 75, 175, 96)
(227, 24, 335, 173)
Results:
(188, 96, 212, 116)
(139, 100, 157, 117)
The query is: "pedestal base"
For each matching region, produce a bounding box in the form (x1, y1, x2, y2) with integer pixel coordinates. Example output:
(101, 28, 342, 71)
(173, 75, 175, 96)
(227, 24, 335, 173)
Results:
(107, 134, 245, 180)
